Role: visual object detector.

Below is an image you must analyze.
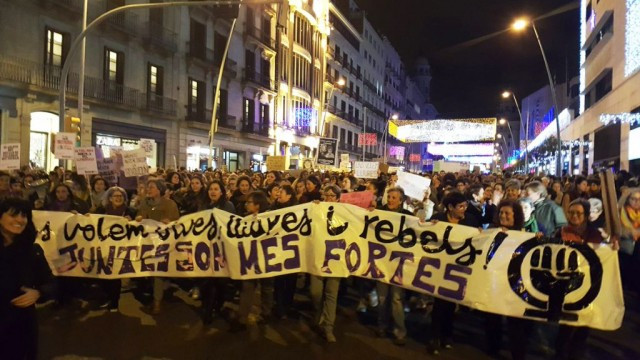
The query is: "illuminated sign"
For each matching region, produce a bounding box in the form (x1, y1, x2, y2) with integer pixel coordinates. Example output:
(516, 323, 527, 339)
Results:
(391, 118, 496, 143)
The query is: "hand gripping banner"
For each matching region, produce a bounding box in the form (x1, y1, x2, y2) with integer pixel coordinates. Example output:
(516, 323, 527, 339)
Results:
(33, 203, 624, 330)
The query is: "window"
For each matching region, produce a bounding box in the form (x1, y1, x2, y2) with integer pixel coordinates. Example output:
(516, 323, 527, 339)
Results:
(148, 63, 163, 96)
(585, 14, 613, 58)
(340, 128, 346, 144)
(595, 70, 612, 100)
(260, 104, 269, 125)
(188, 78, 204, 117)
(218, 89, 228, 121)
(104, 48, 124, 86)
(332, 125, 338, 139)
(45, 28, 67, 67)
(348, 131, 353, 145)
(189, 19, 206, 59)
(243, 97, 255, 127)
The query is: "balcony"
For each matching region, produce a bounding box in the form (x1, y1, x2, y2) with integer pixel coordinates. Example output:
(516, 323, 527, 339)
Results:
(213, 56, 238, 78)
(338, 142, 360, 153)
(244, 23, 276, 50)
(217, 115, 237, 130)
(243, 68, 274, 91)
(0, 57, 177, 116)
(325, 73, 335, 84)
(37, 0, 83, 15)
(103, 11, 139, 38)
(326, 46, 335, 59)
(143, 22, 177, 55)
(242, 121, 270, 137)
(363, 78, 375, 90)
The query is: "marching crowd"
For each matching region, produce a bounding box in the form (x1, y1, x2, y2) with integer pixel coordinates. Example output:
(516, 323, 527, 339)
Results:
(1, 165, 638, 360)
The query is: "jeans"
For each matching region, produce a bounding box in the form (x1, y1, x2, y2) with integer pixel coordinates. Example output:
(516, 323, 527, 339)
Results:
(309, 275, 341, 331)
(376, 282, 406, 339)
(237, 279, 274, 323)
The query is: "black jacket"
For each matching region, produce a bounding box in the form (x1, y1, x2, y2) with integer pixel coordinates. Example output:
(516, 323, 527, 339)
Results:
(432, 211, 479, 227)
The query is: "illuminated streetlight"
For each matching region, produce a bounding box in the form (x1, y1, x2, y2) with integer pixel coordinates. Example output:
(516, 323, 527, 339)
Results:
(512, 18, 528, 31)
(497, 133, 503, 138)
(501, 91, 511, 99)
(337, 78, 346, 87)
(499, 118, 507, 125)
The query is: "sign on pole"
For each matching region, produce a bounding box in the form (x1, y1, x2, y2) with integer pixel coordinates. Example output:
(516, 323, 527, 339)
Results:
(53, 132, 76, 160)
(266, 156, 286, 171)
(317, 137, 338, 166)
(97, 158, 118, 185)
(74, 147, 99, 175)
(139, 138, 156, 158)
(397, 170, 431, 200)
(122, 148, 149, 177)
(0, 143, 20, 170)
(354, 161, 379, 179)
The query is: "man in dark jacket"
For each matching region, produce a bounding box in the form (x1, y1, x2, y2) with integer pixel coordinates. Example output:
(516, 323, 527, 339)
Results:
(524, 181, 567, 237)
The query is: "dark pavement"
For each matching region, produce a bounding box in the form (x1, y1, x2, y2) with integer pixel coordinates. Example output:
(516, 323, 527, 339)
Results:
(37, 280, 640, 360)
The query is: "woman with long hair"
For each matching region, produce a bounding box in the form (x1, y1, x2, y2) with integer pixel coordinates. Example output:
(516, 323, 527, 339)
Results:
(230, 175, 253, 216)
(300, 176, 322, 203)
(292, 178, 306, 201)
(176, 175, 208, 216)
(561, 176, 589, 216)
(0, 198, 53, 360)
(231, 191, 274, 332)
(199, 180, 235, 324)
(89, 177, 109, 212)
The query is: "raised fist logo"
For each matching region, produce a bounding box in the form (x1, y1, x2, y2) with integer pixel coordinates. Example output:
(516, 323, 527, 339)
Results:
(508, 239, 603, 323)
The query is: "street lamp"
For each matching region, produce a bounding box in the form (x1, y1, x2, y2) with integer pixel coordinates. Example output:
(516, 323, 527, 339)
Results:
(382, 113, 399, 164)
(501, 90, 527, 172)
(511, 17, 562, 176)
(319, 77, 345, 137)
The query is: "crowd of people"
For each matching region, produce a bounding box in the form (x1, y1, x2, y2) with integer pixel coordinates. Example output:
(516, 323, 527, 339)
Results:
(1, 165, 637, 360)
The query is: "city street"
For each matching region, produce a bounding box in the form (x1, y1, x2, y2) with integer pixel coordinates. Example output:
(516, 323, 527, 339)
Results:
(38, 282, 640, 360)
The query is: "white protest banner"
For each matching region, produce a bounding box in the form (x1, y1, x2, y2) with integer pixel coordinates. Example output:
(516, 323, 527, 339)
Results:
(0, 143, 20, 170)
(266, 156, 286, 171)
(34, 204, 624, 330)
(139, 138, 156, 158)
(97, 158, 118, 184)
(53, 132, 76, 160)
(397, 170, 431, 200)
(354, 161, 379, 179)
(341, 154, 350, 162)
(122, 148, 149, 177)
(74, 147, 99, 175)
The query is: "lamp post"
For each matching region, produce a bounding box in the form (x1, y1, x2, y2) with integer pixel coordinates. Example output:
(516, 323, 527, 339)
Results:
(501, 90, 527, 172)
(498, 117, 515, 155)
(512, 18, 562, 176)
(382, 113, 399, 163)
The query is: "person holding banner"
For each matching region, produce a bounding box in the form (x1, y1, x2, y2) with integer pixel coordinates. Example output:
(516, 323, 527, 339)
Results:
(300, 176, 322, 203)
(272, 185, 299, 320)
(309, 184, 343, 342)
(89, 177, 108, 213)
(231, 191, 275, 332)
(0, 198, 54, 360)
(136, 179, 180, 315)
(93, 187, 137, 312)
(199, 180, 235, 325)
(619, 188, 640, 293)
(175, 175, 207, 216)
(230, 175, 253, 217)
(375, 187, 412, 346)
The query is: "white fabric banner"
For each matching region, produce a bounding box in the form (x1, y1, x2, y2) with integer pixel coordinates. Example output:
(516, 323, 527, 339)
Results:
(33, 204, 624, 330)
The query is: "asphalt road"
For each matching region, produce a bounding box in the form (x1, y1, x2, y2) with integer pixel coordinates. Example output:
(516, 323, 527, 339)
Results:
(37, 280, 640, 360)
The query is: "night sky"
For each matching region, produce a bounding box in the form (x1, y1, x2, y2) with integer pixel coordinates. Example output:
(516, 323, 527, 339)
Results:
(357, 0, 580, 118)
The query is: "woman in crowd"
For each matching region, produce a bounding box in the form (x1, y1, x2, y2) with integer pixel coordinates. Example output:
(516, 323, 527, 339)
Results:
(366, 179, 385, 208)
(341, 175, 358, 193)
(524, 181, 567, 237)
(129, 181, 147, 210)
(232, 191, 274, 332)
(300, 176, 322, 203)
(44, 183, 86, 214)
(562, 176, 589, 216)
(230, 175, 253, 217)
(272, 185, 298, 320)
(266, 183, 281, 205)
(519, 197, 540, 234)
(551, 181, 564, 206)
(165, 171, 183, 193)
(554, 199, 605, 360)
(504, 179, 522, 201)
(69, 173, 91, 213)
(136, 179, 180, 315)
(376, 187, 413, 346)
(292, 178, 306, 201)
(89, 177, 108, 212)
(93, 187, 137, 312)
(309, 184, 342, 343)
(264, 171, 281, 187)
(0, 198, 54, 360)
(252, 173, 264, 189)
(176, 175, 207, 216)
(199, 180, 235, 324)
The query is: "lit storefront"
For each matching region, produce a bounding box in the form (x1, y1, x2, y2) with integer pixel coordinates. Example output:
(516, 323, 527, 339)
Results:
(29, 111, 59, 171)
(91, 118, 165, 169)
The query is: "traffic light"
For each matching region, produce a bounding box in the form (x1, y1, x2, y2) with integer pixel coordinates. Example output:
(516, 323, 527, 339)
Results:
(64, 115, 81, 146)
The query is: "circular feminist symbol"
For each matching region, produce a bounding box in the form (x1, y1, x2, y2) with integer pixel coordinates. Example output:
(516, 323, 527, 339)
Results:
(507, 239, 603, 322)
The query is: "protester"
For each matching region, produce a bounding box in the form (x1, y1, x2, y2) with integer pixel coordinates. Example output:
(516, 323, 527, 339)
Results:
(272, 185, 299, 320)
(300, 175, 322, 203)
(230, 175, 253, 216)
(562, 176, 589, 216)
(524, 181, 567, 237)
(89, 177, 108, 212)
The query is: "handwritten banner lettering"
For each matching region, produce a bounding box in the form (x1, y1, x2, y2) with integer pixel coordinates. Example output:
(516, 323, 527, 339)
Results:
(33, 204, 624, 330)
(122, 149, 149, 177)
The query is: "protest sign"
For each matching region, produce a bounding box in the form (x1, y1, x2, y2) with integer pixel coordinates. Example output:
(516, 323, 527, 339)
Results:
(266, 156, 286, 171)
(74, 147, 99, 175)
(354, 161, 379, 179)
(339, 161, 351, 172)
(53, 132, 76, 160)
(97, 158, 118, 184)
(340, 191, 374, 209)
(317, 138, 338, 166)
(341, 154, 350, 163)
(0, 143, 20, 170)
(34, 204, 624, 331)
(139, 138, 156, 158)
(397, 170, 431, 200)
(122, 148, 149, 177)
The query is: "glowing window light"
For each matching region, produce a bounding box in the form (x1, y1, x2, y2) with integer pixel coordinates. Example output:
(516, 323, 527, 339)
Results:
(392, 118, 496, 143)
(626, 0, 640, 77)
(427, 143, 494, 156)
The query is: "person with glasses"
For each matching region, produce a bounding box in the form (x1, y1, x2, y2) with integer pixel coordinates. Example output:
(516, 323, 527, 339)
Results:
(231, 191, 274, 332)
(427, 191, 475, 355)
(93, 186, 137, 312)
(309, 184, 342, 342)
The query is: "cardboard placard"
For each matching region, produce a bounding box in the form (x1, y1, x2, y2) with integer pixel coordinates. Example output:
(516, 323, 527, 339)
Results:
(340, 191, 375, 209)
(266, 156, 286, 171)
(122, 149, 149, 177)
(354, 161, 379, 179)
(0, 143, 20, 170)
(341, 153, 350, 162)
(74, 147, 99, 175)
(139, 138, 156, 158)
(53, 132, 76, 160)
(397, 170, 431, 200)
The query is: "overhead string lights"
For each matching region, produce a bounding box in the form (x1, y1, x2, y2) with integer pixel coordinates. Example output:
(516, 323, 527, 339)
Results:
(390, 118, 497, 143)
(600, 113, 640, 126)
(625, 0, 640, 77)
